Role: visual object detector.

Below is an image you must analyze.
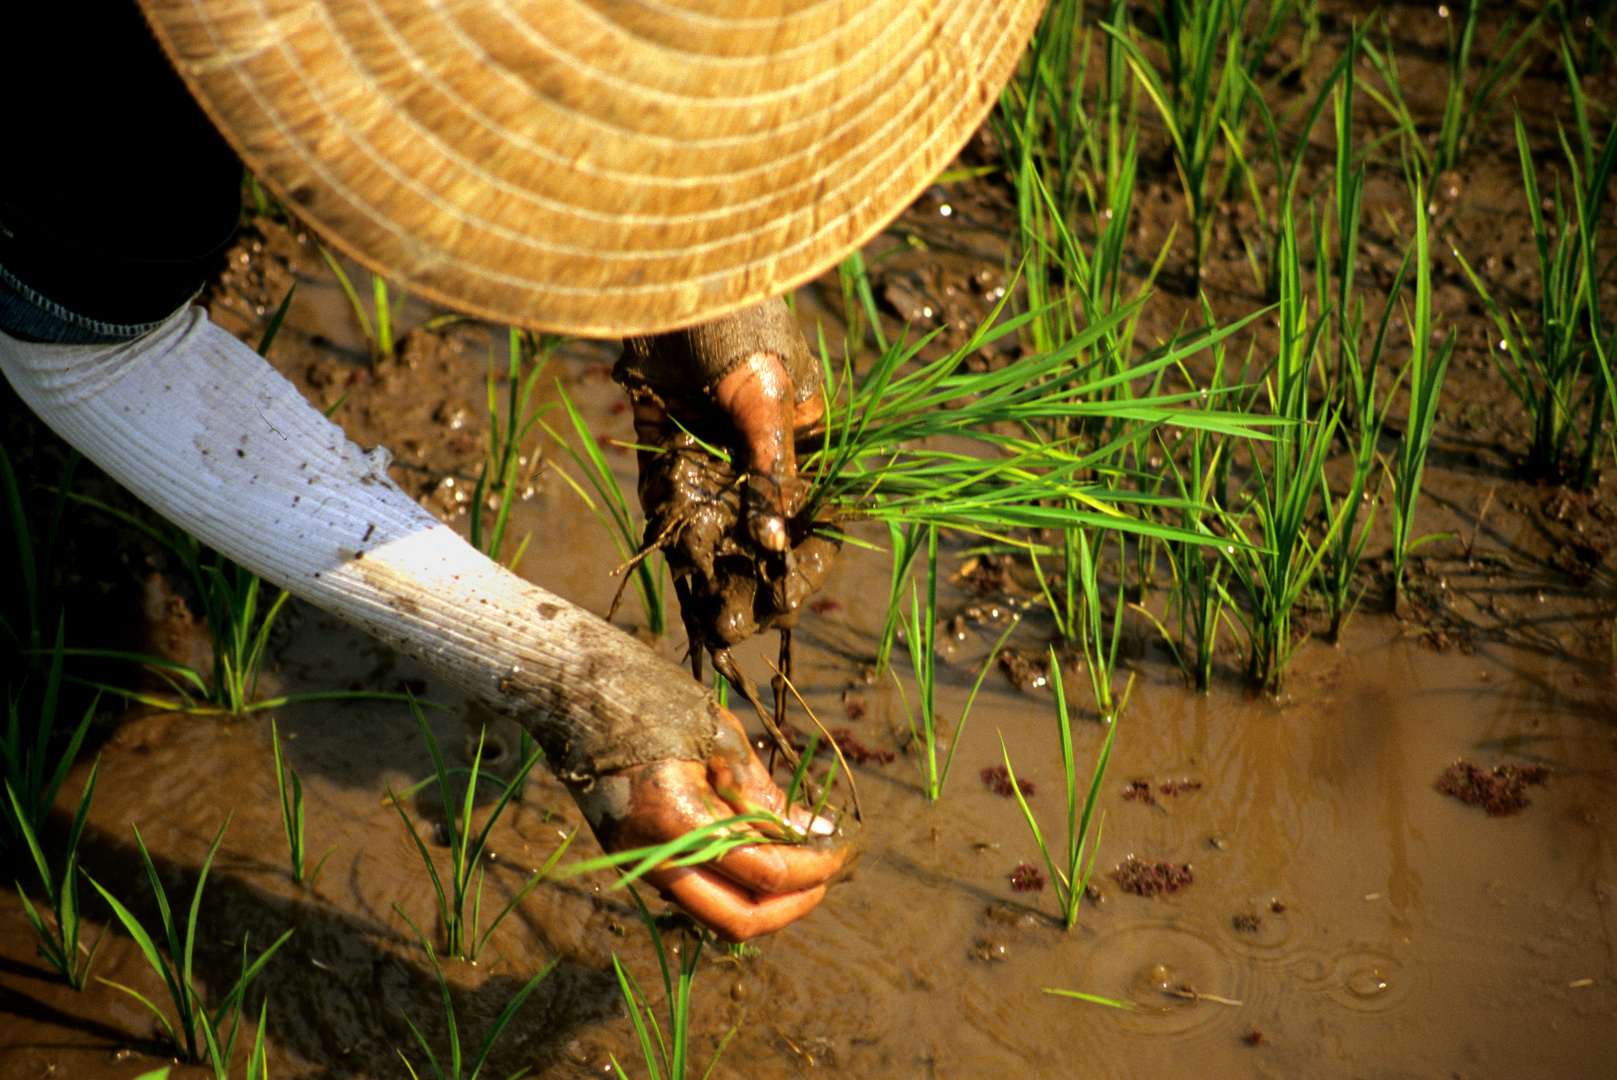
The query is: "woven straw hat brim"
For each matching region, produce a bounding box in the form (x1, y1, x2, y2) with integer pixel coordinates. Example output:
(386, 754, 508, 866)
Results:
(137, 0, 1041, 337)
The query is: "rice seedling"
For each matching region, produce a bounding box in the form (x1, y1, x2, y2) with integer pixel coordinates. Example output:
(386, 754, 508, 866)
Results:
(3, 621, 97, 852)
(1233, 41, 1355, 302)
(837, 248, 888, 356)
(1309, 38, 1410, 641)
(1433, 1, 1544, 175)
(996, 1, 1156, 363)
(271, 719, 332, 885)
(0, 440, 77, 657)
(1042, 986, 1136, 1009)
(84, 817, 293, 1067)
(7, 757, 101, 989)
(1389, 165, 1456, 604)
(997, 652, 1115, 931)
(1067, 530, 1135, 721)
(1557, 0, 1616, 74)
(469, 329, 558, 567)
(798, 296, 1275, 547)
(389, 698, 570, 961)
(1454, 107, 1611, 485)
(1149, 294, 1259, 689)
(544, 385, 667, 635)
(1111, 0, 1245, 279)
(318, 245, 401, 366)
(873, 520, 925, 677)
(1358, 30, 1429, 175)
(893, 527, 1019, 800)
(610, 885, 735, 1080)
(555, 810, 810, 892)
(1560, 53, 1617, 489)
(395, 909, 556, 1080)
(1220, 203, 1343, 688)
(1319, 245, 1408, 641)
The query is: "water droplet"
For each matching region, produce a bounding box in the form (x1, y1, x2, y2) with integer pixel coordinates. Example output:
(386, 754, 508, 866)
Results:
(1347, 966, 1391, 998)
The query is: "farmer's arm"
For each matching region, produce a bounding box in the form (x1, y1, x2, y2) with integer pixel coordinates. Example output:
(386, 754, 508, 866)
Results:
(0, 302, 843, 940)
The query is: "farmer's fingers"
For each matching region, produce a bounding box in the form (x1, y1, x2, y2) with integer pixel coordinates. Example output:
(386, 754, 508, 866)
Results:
(646, 865, 828, 943)
(598, 744, 844, 897)
(700, 830, 847, 896)
(714, 353, 798, 550)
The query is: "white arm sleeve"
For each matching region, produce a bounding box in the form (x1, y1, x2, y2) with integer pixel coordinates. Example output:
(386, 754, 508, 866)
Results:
(0, 306, 718, 782)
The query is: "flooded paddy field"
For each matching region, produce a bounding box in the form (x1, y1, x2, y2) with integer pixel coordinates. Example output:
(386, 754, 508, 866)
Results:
(5, 3, 1617, 1078)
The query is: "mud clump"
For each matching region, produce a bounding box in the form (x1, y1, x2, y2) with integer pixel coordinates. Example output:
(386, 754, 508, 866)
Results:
(998, 648, 1049, 691)
(634, 428, 838, 659)
(1113, 857, 1194, 896)
(981, 764, 1034, 798)
(1124, 777, 1202, 805)
(1435, 759, 1551, 816)
(1009, 862, 1046, 892)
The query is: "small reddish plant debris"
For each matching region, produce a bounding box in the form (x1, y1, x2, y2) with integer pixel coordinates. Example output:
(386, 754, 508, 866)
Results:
(1123, 780, 1155, 804)
(842, 693, 867, 721)
(1158, 778, 1203, 796)
(771, 721, 894, 765)
(1435, 759, 1551, 816)
(1009, 862, 1046, 892)
(1269, 899, 1287, 914)
(1244, 1029, 1264, 1047)
(809, 598, 842, 614)
(1232, 910, 1265, 933)
(830, 727, 895, 765)
(1112, 857, 1194, 897)
(982, 764, 1034, 798)
(1124, 777, 1201, 804)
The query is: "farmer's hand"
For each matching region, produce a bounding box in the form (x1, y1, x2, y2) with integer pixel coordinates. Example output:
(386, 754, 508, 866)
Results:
(586, 708, 846, 941)
(615, 297, 825, 548)
(633, 353, 824, 549)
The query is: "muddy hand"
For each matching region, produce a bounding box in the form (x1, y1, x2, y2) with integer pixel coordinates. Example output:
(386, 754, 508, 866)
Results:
(713, 353, 825, 551)
(576, 708, 845, 942)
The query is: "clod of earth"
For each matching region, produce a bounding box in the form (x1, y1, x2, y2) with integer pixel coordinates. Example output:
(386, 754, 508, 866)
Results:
(1158, 778, 1202, 796)
(1113, 857, 1194, 896)
(1123, 779, 1155, 804)
(1435, 759, 1551, 816)
(1124, 777, 1202, 804)
(970, 938, 1009, 963)
(981, 764, 1034, 798)
(956, 553, 1015, 594)
(997, 648, 1049, 691)
(1009, 862, 1046, 892)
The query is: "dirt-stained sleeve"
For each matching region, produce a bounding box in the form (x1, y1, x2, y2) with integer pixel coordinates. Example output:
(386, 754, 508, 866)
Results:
(615, 297, 822, 405)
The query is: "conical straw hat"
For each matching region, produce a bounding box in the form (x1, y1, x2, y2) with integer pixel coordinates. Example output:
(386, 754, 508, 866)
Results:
(137, 0, 1041, 337)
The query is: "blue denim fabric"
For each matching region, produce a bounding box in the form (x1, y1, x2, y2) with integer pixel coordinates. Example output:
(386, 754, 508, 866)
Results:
(0, 261, 167, 345)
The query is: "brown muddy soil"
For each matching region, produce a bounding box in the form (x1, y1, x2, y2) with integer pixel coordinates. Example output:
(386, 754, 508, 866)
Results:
(5, 4, 1617, 1079)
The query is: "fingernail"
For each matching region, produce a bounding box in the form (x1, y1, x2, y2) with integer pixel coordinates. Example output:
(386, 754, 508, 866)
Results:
(752, 514, 788, 552)
(789, 806, 835, 837)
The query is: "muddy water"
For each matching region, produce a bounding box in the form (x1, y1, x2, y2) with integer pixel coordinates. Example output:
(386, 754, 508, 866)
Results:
(4, 376, 1615, 1079)
(7, 6, 1617, 1076)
